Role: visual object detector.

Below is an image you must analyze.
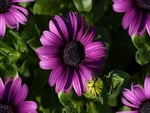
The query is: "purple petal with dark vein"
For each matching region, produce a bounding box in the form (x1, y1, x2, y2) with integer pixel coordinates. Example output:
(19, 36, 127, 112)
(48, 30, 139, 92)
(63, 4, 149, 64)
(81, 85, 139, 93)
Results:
(0, 14, 6, 38)
(49, 65, 65, 86)
(0, 78, 4, 100)
(55, 67, 68, 93)
(40, 30, 64, 46)
(8, 77, 22, 103)
(17, 101, 37, 113)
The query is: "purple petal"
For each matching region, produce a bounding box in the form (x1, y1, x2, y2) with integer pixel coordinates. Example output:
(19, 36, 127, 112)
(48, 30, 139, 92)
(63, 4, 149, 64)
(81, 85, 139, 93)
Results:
(128, 9, 141, 36)
(67, 12, 77, 38)
(53, 15, 69, 41)
(49, 20, 61, 38)
(79, 65, 92, 81)
(8, 77, 22, 103)
(14, 84, 28, 105)
(0, 78, 4, 100)
(9, 6, 27, 25)
(85, 42, 106, 60)
(55, 67, 68, 93)
(121, 97, 139, 108)
(39, 57, 61, 70)
(17, 101, 37, 113)
(4, 12, 18, 29)
(64, 67, 74, 93)
(12, 0, 34, 2)
(113, 0, 132, 12)
(0, 14, 6, 38)
(116, 111, 138, 113)
(137, 12, 147, 36)
(144, 75, 150, 99)
(73, 71, 82, 96)
(80, 27, 96, 45)
(123, 89, 141, 106)
(122, 9, 136, 30)
(146, 14, 150, 36)
(49, 65, 64, 86)
(36, 46, 61, 60)
(131, 84, 146, 102)
(40, 31, 63, 46)
(49, 16, 69, 41)
(11, 5, 29, 16)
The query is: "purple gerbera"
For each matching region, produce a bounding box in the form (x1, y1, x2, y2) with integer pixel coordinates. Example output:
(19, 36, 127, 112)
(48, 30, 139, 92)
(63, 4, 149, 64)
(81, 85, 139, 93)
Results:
(0, 0, 34, 38)
(0, 76, 37, 113)
(36, 12, 106, 96)
(117, 75, 150, 113)
(113, 0, 150, 37)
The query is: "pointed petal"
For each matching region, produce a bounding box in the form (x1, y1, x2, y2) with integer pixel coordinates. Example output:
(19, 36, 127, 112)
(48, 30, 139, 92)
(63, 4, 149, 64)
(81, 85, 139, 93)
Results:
(12, 0, 34, 3)
(144, 75, 150, 99)
(0, 78, 4, 100)
(146, 14, 150, 36)
(17, 101, 37, 113)
(55, 67, 68, 93)
(40, 31, 63, 46)
(123, 89, 141, 105)
(0, 14, 6, 38)
(116, 111, 138, 113)
(73, 71, 82, 96)
(85, 42, 106, 60)
(49, 65, 64, 86)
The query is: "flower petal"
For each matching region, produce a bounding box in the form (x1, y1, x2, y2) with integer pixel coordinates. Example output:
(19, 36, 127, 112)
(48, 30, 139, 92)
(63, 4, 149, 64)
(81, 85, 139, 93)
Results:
(144, 75, 150, 99)
(85, 42, 106, 60)
(146, 14, 150, 36)
(73, 71, 82, 96)
(55, 67, 68, 93)
(49, 65, 64, 86)
(17, 101, 37, 113)
(36, 46, 61, 60)
(121, 97, 139, 108)
(0, 78, 4, 100)
(40, 31, 63, 46)
(4, 12, 18, 29)
(113, 0, 132, 12)
(0, 14, 6, 38)
(116, 110, 138, 113)
(9, 6, 27, 25)
(12, 0, 34, 3)
(39, 57, 61, 70)
(123, 89, 141, 106)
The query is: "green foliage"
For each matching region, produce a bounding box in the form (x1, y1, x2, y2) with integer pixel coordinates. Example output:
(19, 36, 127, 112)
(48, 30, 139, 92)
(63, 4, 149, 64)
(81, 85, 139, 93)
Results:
(132, 34, 150, 65)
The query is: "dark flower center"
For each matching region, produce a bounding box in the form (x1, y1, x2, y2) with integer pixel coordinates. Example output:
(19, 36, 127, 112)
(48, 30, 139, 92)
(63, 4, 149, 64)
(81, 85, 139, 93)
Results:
(63, 41, 85, 67)
(0, 104, 13, 113)
(136, 0, 150, 10)
(0, 0, 10, 13)
(140, 101, 150, 113)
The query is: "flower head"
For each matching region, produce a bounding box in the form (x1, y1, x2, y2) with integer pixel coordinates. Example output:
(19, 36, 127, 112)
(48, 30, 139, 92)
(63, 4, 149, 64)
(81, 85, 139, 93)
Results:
(0, 76, 37, 113)
(85, 77, 103, 98)
(117, 75, 150, 113)
(0, 0, 34, 38)
(36, 12, 106, 96)
(113, 0, 150, 37)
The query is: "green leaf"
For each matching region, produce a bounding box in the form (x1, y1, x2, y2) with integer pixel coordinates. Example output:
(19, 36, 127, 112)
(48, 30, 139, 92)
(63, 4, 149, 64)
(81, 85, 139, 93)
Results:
(132, 34, 150, 50)
(73, 0, 92, 12)
(33, 0, 61, 15)
(135, 49, 150, 65)
(107, 70, 130, 106)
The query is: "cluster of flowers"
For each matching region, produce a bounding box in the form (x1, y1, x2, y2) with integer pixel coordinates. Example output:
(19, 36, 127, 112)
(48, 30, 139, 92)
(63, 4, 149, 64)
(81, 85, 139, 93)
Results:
(0, 0, 150, 113)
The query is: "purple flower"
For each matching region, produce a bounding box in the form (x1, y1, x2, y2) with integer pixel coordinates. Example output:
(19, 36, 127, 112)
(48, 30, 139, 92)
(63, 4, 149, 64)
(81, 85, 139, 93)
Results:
(0, 76, 37, 113)
(36, 12, 106, 96)
(0, 0, 34, 38)
(112, 0, 150, 37)
(117, 75, 150, 113)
